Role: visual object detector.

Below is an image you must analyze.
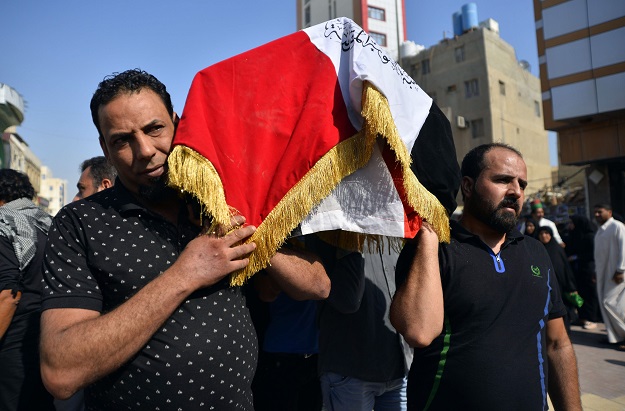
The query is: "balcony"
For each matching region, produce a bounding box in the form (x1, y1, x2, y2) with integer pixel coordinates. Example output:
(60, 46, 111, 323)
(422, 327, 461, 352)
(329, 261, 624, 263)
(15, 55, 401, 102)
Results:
(0, 83, 25, 132)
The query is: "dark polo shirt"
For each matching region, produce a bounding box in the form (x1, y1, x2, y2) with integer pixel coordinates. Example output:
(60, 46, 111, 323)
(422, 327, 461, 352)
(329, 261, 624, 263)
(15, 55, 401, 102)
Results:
(42, 181, 257, 410)
(397, 220, 566, 411)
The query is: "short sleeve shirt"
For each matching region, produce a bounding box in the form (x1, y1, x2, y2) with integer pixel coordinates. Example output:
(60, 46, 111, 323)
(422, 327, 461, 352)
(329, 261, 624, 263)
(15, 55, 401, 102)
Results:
(398, 220, 566, 411)
(41, 183, 257, 410)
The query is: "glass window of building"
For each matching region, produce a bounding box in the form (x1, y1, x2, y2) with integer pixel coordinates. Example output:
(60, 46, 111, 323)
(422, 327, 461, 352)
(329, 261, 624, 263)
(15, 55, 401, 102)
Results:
(499, 80, 505, 95)
(471, 118, 485, 138)
(455, 46, 465, 63)
(465, 79, 479, 98)
(534, 101, 541, 117)
(370, 32, 387, 47)
(368, 6, 385, 21)
(305, 5, 311, 26)
(422, 59, 430, 75)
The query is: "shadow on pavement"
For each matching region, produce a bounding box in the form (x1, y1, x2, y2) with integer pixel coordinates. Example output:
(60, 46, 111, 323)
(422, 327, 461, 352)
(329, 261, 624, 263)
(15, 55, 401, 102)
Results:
(569, 328, 611, 348)
(606, 359, 625, 367)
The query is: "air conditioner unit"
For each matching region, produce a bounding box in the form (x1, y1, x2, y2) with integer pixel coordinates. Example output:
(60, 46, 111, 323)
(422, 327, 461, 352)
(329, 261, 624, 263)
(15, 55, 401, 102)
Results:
(457, 116, 467, 129)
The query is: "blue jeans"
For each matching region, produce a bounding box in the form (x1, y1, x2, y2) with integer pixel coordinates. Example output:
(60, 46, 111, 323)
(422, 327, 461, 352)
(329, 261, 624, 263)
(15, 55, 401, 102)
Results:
(320, 372, 407, 411)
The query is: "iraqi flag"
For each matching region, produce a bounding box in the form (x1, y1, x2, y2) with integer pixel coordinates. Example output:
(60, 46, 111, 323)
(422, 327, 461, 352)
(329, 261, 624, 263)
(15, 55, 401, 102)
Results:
(169, 18, 451, 285)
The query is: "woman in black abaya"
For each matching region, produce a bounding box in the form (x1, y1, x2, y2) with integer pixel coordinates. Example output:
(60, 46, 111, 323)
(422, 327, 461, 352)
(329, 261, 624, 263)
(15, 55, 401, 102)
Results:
(537, 226, 579, 334)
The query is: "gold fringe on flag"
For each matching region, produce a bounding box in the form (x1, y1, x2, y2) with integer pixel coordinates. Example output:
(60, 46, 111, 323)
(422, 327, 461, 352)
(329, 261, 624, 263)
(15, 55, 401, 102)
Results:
(361, 83, 450, 243)
(167, 81, 450, 286)
(167, 145, 232, 232)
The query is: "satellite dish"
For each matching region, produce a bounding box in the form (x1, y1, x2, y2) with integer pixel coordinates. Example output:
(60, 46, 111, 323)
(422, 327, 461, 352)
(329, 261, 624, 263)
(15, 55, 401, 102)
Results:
(519, 60, 531, 72)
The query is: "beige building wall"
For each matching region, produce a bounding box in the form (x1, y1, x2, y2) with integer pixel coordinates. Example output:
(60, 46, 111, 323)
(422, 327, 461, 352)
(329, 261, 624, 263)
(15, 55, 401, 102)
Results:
(2, 130, 42, 194)
(40, 166, 68, 217)
(403, 27, 551, 197)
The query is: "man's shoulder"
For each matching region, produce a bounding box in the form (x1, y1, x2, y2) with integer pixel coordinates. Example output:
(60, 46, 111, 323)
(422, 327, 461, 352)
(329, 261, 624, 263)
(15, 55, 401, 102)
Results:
(515, 234, 544, 252)
(540, 217, 557, 227)
(58, 186, 134, 219)
(614, 218, 625, 230)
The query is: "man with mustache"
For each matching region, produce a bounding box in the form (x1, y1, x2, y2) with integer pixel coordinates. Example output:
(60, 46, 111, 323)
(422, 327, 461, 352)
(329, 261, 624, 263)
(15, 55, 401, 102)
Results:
(39, 69, 329, 410)
(391, 143, 582, 410)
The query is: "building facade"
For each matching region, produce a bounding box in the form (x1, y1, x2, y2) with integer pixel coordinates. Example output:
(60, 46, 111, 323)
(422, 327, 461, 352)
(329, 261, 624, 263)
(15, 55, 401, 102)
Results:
(39, 166, 68, 216)
(296, 0, 407, 61)
(534, 0, 625, 217)
(2, 129, 43, 195)
(402, 23, 552, 198)
(1, 85, 64, 213)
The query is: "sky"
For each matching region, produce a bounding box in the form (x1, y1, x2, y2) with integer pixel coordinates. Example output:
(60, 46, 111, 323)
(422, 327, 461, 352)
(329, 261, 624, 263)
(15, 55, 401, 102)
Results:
(2, 0, 555, 200)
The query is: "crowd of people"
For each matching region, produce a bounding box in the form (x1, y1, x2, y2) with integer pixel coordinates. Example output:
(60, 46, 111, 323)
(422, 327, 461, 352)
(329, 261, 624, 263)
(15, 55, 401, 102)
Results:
(520, 200, 625, 348)
(0, 68, 622, 411)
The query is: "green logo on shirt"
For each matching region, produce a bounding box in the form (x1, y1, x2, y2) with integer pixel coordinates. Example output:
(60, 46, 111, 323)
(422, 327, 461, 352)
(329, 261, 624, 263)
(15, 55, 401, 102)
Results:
(531, 265, 542, 277)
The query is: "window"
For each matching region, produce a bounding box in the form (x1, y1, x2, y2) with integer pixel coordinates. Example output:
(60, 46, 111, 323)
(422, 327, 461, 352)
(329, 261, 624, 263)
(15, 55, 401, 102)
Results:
(455, 46, 465, 63)
(368, 6, 385, 21)
(421, 59, 430, 75)
(471, 118, 485, 138)
(447, 84, 457, 93)
(499, 80, 505, 95)
(411, 64, 419, 78)
(369, 32, 387, 47)
(534, 101, 541, 117)
(328, 0, 336, 19)
(305, 5, 311, 26)
(465, 79, 479, 98)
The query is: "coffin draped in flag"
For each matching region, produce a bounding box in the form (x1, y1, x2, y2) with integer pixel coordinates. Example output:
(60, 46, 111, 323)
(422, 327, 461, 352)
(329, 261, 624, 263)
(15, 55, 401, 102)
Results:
(169, 18, 453, 285)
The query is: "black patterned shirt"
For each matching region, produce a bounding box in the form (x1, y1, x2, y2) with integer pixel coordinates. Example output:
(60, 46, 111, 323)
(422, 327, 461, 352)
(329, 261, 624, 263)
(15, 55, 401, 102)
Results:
(41, 182, 257, 410)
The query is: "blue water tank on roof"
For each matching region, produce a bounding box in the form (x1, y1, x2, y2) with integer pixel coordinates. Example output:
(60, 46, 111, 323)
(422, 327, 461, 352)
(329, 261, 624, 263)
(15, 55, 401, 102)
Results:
(461, 3, 478, 32)
(452, 11, 463, 37)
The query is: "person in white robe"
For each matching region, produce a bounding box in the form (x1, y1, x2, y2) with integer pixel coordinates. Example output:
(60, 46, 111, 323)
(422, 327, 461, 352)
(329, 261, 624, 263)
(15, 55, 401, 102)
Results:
(593, 204, 625, 346)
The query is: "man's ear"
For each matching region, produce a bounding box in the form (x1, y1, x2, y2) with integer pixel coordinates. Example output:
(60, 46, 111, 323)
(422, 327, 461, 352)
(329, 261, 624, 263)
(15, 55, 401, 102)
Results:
(99, 178, 113, 191)
(173, 112, 179, 129)
(460, 176, 474, 200)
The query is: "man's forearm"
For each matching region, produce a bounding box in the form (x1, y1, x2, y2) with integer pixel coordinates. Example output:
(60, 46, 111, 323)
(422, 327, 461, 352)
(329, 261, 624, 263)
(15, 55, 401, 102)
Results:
(390, 224, 443, 348)
(547, 321, 582, 411)
(40, 266, 195, 399)
(266, 248, 330, 300)
(0, 289, 20, 339)
(548, 344, 582, 410)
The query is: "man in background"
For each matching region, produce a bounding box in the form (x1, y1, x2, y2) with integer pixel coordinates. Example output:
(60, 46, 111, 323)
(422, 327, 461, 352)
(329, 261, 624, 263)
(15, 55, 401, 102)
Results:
(594, 203, 625, 349)
(73, 156, 116, 201)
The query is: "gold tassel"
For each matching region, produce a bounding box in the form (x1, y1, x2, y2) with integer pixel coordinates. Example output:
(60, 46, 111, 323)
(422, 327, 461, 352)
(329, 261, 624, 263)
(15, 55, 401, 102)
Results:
(361, 83, 450, 243)
(167, 145, 232, 230)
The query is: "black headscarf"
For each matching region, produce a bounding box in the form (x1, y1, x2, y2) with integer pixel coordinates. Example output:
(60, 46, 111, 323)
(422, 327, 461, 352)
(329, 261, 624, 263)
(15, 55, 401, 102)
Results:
(537, 226, 576, 294)
(569, 215, 595, 236)
(565, 215, 595, 272)
(523, 218, 540, 238)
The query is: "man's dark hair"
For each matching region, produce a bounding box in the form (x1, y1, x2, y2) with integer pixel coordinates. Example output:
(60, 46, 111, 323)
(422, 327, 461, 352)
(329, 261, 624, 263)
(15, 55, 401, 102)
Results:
(90, 69, 173, 138)
(594, 203, 612, 211)
(80, 156, 117, 186)
(460, 143, 523, 180)
(0, 169, 35, 203)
